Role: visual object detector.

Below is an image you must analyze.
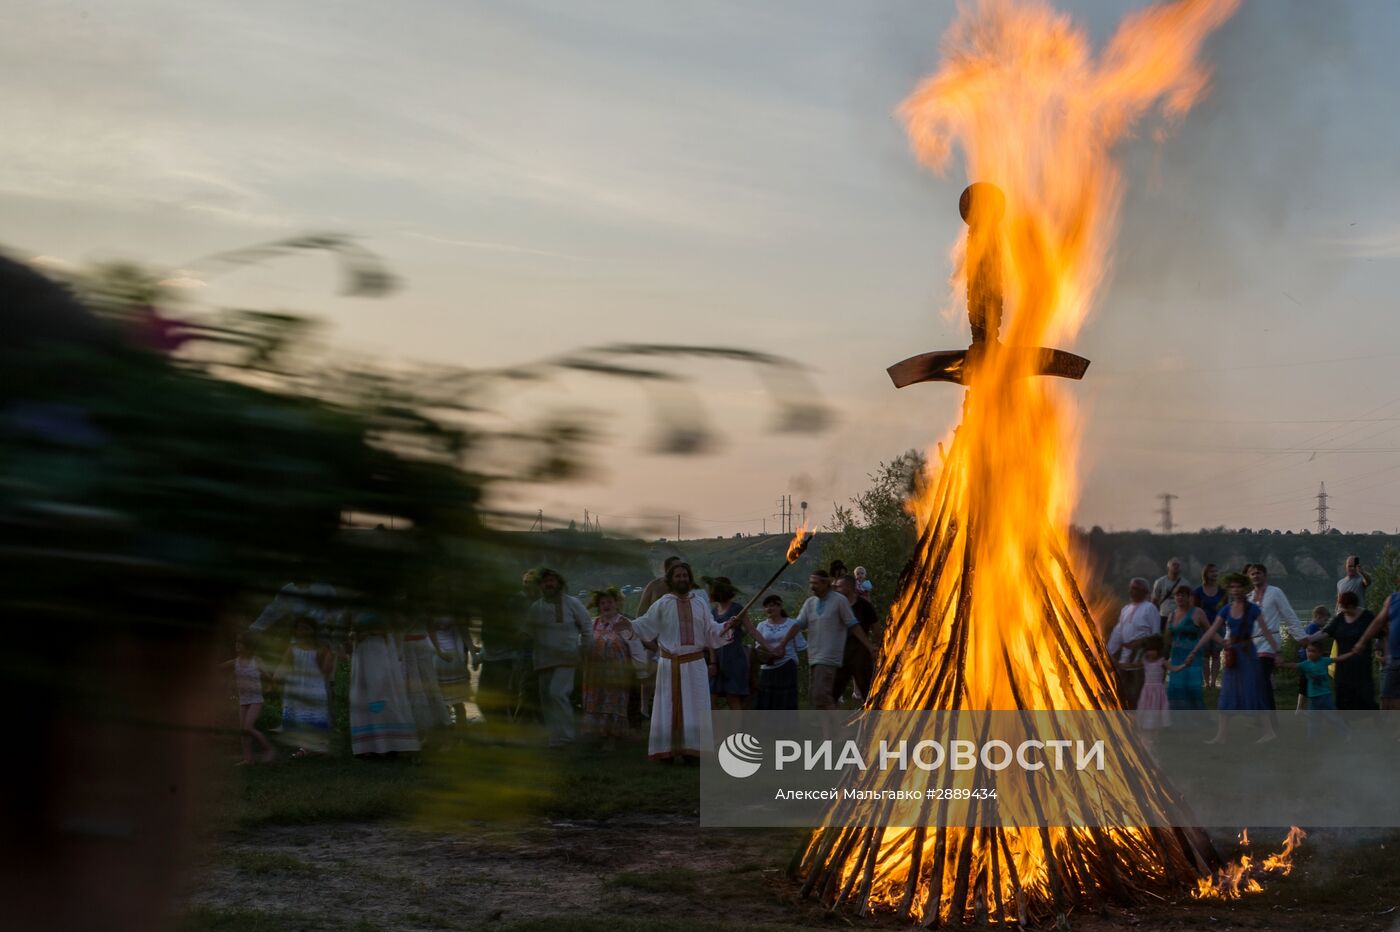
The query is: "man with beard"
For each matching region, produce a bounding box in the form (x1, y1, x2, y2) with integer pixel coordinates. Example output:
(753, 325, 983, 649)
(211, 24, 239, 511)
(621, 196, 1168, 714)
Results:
(635, 554, 687, 719)
(631, 561, 767, 761)
(521, 568, 591, 748)
(637, 554, 684, 615)
(831, 575, 877, 706)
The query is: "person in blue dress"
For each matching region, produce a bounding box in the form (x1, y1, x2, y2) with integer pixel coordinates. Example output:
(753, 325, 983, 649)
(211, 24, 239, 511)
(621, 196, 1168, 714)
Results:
(707, 576, 750, 710)
(1165, 584, 1207, 711)
(1181, 572, 1279, 744)
(1192, 563, 1227, 690)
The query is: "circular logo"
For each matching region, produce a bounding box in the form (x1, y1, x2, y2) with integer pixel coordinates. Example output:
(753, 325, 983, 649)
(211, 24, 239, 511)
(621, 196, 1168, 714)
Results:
(717, 732, 763, 779)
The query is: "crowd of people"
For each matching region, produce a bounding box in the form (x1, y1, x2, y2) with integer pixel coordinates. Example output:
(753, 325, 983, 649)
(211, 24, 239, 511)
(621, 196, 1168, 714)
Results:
(224, 556, 881, 764)
(1106, 555, 1397, 743)
(223, 581, 478, 763)
(519, 558, 880, 762)
(228, 550, 1398, 764)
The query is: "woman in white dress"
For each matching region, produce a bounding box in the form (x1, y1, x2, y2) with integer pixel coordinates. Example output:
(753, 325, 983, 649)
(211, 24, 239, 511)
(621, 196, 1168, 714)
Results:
(349, 613, 421, 756)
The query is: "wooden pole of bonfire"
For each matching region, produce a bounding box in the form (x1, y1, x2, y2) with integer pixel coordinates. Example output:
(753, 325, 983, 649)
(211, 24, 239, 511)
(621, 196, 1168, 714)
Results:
(794, 185, 1220, 925)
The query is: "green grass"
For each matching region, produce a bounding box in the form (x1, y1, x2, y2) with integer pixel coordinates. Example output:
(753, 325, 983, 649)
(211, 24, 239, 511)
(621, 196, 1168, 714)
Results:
(215, 754, 426, 829)
(211, 723, 700, 831)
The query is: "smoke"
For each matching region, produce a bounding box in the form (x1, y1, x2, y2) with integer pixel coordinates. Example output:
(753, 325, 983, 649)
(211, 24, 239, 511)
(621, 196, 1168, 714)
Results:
(1107, 0, 1359, 307)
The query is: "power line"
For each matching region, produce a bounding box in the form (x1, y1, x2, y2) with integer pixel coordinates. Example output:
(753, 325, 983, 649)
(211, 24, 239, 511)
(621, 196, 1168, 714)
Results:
(773, 495, 793, 535)
(1173, 390, 1400, 500)
(1157, 493, 1178, 534)
(1097, 349, 1400, 377)
(1316, 482, 1330, 534)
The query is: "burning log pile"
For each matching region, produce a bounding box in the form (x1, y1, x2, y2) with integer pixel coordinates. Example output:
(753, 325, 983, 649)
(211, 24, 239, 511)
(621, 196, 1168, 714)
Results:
(794, 0, 1247, 924)
(794, 335, 1224, 921)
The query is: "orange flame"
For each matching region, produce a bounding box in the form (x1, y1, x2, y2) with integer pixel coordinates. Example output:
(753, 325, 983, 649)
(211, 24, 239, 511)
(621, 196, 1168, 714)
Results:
(1193, 827, 1307, 900)
(785, 524, 811, 564)
(878, 0, 1240, 715)
(812, 0, 1241, 922)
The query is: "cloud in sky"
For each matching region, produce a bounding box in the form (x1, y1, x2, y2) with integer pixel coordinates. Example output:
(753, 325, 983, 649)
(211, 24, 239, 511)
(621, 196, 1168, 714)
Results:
(1317, 230, 1400, 260)
(5, 0, 1400, 534)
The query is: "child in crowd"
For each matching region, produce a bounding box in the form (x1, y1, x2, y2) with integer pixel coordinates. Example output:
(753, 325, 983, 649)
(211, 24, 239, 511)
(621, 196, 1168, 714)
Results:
(754, 595, 805, 710)
(1281, 642, 1348, 737)
(1296, 606, 1329, 711)
(853, 567, 874, 600)
(276, 617, 335, 758)
(1129, 635, 1171, 738)
(223, 634, 275, 764)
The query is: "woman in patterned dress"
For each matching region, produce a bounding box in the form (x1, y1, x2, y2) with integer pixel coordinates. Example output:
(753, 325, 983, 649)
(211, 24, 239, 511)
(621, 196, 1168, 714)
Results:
(582, 587, 640, 747)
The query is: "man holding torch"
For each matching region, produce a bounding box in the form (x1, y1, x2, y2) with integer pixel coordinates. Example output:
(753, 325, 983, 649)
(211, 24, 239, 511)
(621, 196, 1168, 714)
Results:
(631, 561, 776, 761)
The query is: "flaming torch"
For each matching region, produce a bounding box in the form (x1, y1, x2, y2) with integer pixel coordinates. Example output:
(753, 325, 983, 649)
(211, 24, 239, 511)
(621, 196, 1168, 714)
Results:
(728, 526, 815, 626)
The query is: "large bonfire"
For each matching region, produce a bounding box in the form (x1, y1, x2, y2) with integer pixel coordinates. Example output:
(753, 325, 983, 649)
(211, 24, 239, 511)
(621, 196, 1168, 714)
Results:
(796, 0, 1248, 924)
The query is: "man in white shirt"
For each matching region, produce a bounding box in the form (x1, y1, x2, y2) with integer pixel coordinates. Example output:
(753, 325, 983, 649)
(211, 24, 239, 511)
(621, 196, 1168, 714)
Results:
(797, 570, 875, 710)
(1246, 563, 1307, 715)
(1338, 555, 1371, 604)
(1106, 578, 1160, 710)
(1150, 558, 1186, 624)
(630, 562, 751, 761)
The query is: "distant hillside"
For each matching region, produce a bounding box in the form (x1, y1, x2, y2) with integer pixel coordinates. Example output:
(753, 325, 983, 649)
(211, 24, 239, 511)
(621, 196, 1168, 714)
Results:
(508, 528, 1400, 611)
(1072, 528, 1400, 608)
(510, 530, 832, 596)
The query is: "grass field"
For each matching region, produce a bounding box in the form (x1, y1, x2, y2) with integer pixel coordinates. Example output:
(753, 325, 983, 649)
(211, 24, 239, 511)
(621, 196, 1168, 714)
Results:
(181, 660, 1400, 931)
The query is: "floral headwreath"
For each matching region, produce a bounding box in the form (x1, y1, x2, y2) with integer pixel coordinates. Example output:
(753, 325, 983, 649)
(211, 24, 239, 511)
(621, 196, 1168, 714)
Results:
(589, 586, 623, 611)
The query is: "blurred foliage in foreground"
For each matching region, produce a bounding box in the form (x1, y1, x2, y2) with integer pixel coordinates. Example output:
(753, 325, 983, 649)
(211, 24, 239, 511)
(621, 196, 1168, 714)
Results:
(0, 244, 831, 926)
(2, 247, 832, 629)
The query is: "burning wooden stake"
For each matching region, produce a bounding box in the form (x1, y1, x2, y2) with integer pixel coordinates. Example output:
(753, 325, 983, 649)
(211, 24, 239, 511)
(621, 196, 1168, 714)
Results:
(795, 182, 1223, 925)
(794, 1, 1250, 919)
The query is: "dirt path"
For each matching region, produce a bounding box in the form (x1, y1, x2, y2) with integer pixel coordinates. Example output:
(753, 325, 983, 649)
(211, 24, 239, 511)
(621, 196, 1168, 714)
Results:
(186, 820, 1400, 931)
(187, 815, 814, 930)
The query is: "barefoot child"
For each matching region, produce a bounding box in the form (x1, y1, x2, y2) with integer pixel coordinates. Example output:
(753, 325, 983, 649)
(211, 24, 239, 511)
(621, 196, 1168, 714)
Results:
(222, 634, 274, 764)
(1124, 635, 1170, 739)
